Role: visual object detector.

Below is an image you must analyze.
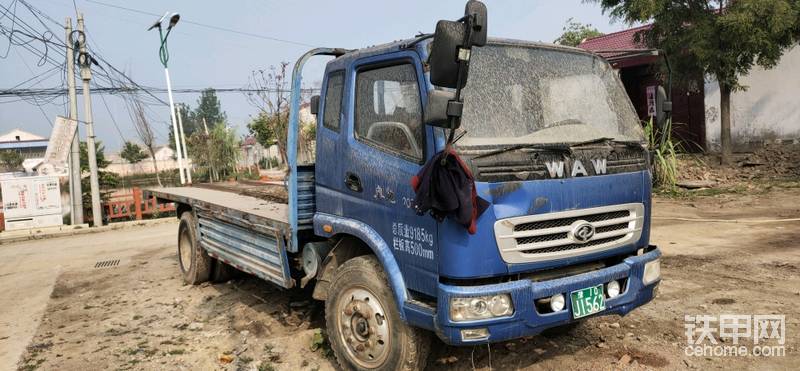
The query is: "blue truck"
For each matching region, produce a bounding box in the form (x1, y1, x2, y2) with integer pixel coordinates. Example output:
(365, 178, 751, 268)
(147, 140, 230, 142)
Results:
(149, 2, 663, 369)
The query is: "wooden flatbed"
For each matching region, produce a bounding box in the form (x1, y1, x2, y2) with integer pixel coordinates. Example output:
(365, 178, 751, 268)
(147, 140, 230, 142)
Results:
(149, 186, 289, 225)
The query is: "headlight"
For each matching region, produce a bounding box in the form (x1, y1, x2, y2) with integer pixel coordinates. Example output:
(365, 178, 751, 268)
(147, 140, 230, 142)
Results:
(643, 259, 661, 285)
(450, 294, 514, 322)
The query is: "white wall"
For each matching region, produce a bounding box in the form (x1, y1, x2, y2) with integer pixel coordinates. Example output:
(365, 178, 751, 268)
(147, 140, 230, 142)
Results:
(704, 45, 800, 150)
(106, 157, 192, 176)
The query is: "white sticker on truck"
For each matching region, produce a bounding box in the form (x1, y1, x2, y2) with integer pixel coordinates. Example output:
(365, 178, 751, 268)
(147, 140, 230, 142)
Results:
(391, 222, 434, 260)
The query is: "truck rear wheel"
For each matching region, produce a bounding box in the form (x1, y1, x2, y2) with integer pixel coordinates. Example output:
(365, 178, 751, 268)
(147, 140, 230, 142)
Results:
(177, 211, 211, 284)
(325, 255, 429, 371)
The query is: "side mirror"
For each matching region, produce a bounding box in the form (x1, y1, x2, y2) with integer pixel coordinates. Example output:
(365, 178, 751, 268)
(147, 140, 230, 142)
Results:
(428, 0, 488, 89)
(424, 90, 458, 128)
(465, 0, 487, 46)
(310, 95, 320, 115)
(429, 20, 467, 89)
(655, 86, 671, 128)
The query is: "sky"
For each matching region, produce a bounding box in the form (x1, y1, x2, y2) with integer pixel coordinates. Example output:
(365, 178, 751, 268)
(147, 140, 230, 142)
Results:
(0, 0, 632, 152)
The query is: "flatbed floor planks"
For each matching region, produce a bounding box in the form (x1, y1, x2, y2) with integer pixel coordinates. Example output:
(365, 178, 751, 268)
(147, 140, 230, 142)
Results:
(148, 186, 289, 225)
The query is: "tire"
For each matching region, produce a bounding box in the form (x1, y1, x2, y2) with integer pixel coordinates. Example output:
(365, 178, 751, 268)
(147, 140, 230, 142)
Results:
(177, 211, 211, 285)
(325, 255, 430, 371)
(211, 259, 236, 283)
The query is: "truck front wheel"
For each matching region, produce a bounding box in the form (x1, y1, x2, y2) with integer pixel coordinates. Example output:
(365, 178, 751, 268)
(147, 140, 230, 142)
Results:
(325, 255, 429, 371)
(177, 211, 211, 285)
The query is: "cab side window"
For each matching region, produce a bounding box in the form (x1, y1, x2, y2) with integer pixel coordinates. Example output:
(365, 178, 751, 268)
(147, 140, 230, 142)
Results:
(354, 63, 423, 162)
(322, 71, 345, 132)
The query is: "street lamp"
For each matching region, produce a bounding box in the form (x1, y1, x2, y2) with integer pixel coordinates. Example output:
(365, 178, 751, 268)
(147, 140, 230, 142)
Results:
(148, 11, 191, 184)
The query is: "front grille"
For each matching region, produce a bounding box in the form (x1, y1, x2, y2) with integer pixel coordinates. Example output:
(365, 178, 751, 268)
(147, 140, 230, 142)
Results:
(521, 236, 621, 255)
(517, 233, 568, 245)
(494, 203, 644, 264)
(514, 210, 630, 232)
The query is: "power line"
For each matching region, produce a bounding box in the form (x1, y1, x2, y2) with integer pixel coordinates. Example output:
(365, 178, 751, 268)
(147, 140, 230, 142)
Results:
(10, 0, 169, 106)
(14, 47, 54, 127)
(85, 0, 317, 48)
(97, 86, 127, 143)
(4, 62, 62, 90)
(0, 86, 321, 97)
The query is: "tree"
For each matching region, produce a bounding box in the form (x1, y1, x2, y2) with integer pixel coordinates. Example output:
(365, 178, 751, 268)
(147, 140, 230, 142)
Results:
(0, 150, 24, 171)
(168, 102, 202, 155)
(177, 103, 199, 136)
(555, 18, 604, 46)
(592, 0, 800, 164)
(246, 63, 291, 166)
(79, 141, 120, 214)
(79, 140, 110, 172)
(247, 110, 284, 162)
(192, 88, 227, 131)
(125, 94, 163, 186)
(189, 123, 239, 182)
(169, 91, 224, 159)
(120, 141, 148, 164)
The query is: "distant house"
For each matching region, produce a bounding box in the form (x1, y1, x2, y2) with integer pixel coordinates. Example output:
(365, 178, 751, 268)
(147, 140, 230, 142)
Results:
(0, 129, 49, 173)
(0, 128, 48, 160)
(152, 146, 176, 161)
(580, 26, 800, 151)
(239, 135, 265, 168)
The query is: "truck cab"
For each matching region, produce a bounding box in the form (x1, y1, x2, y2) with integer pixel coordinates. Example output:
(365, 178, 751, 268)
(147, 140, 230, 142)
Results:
(310, 35, 661, 345)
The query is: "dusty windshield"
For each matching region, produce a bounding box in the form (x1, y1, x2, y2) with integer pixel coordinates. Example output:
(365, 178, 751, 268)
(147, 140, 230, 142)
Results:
(455, 42, 644, 146)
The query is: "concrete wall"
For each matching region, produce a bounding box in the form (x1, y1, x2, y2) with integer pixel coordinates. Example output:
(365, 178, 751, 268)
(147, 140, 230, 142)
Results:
(704, 45, 800, 150)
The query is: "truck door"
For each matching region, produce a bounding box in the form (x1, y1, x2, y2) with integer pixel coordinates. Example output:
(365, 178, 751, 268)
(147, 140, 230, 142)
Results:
(341, 53, 439, 296)
(315, 69, 346, 215)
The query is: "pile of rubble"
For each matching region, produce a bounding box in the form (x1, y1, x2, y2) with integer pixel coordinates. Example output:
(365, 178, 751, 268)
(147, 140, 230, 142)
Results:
(676, 144, 800, 188)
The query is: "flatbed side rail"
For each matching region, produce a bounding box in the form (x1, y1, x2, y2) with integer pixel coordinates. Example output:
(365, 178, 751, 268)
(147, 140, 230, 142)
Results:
(197, 207, 293, 288)
(144, 188, 294, 288)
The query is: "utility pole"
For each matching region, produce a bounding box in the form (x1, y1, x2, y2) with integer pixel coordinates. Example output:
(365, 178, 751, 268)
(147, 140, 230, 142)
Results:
(65, 17, 83, 225)
(77, 14, 103, 227)
(176, 106, 191, 183)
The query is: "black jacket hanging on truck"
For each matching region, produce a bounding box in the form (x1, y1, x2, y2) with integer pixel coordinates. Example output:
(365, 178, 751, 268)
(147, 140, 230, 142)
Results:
(411, 149, 489, 234)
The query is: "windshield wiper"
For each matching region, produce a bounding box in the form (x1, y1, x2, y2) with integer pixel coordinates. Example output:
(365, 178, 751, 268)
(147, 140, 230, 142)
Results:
(574, 137, 647, 150)
(471, 142, 572, 160)
(471, 137, 645, 160)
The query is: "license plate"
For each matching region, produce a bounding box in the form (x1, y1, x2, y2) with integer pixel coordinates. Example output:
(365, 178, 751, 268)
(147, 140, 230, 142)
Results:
(570, 285, 606, 319)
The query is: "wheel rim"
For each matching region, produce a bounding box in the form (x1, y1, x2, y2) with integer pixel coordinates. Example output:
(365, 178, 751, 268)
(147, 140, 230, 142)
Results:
(178, 225, 192, 273)
(336, 286, 391, 368)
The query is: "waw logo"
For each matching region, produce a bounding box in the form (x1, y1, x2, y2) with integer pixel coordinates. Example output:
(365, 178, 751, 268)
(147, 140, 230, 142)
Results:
(545, 159, 607, 178)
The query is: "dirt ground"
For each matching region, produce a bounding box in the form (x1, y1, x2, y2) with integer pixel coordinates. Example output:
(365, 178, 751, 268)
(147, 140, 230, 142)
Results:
(4, 183, 799, 371)
(676, 145, 800, 188)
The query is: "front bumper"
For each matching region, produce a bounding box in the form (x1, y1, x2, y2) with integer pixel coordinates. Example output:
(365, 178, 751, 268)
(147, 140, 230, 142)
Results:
(434, 247, 661, 345)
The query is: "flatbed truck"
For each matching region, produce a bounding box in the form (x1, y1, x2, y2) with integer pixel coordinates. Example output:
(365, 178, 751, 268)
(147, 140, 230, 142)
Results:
(149, 2, 663, 369)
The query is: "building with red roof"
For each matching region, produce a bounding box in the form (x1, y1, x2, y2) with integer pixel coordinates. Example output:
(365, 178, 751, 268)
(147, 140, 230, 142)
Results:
(579, 25, 707, 150)
(579, 23, 800, 152)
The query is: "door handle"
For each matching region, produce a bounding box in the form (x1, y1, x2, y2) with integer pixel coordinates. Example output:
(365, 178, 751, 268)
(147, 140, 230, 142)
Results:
(344, 172, 363, 193)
